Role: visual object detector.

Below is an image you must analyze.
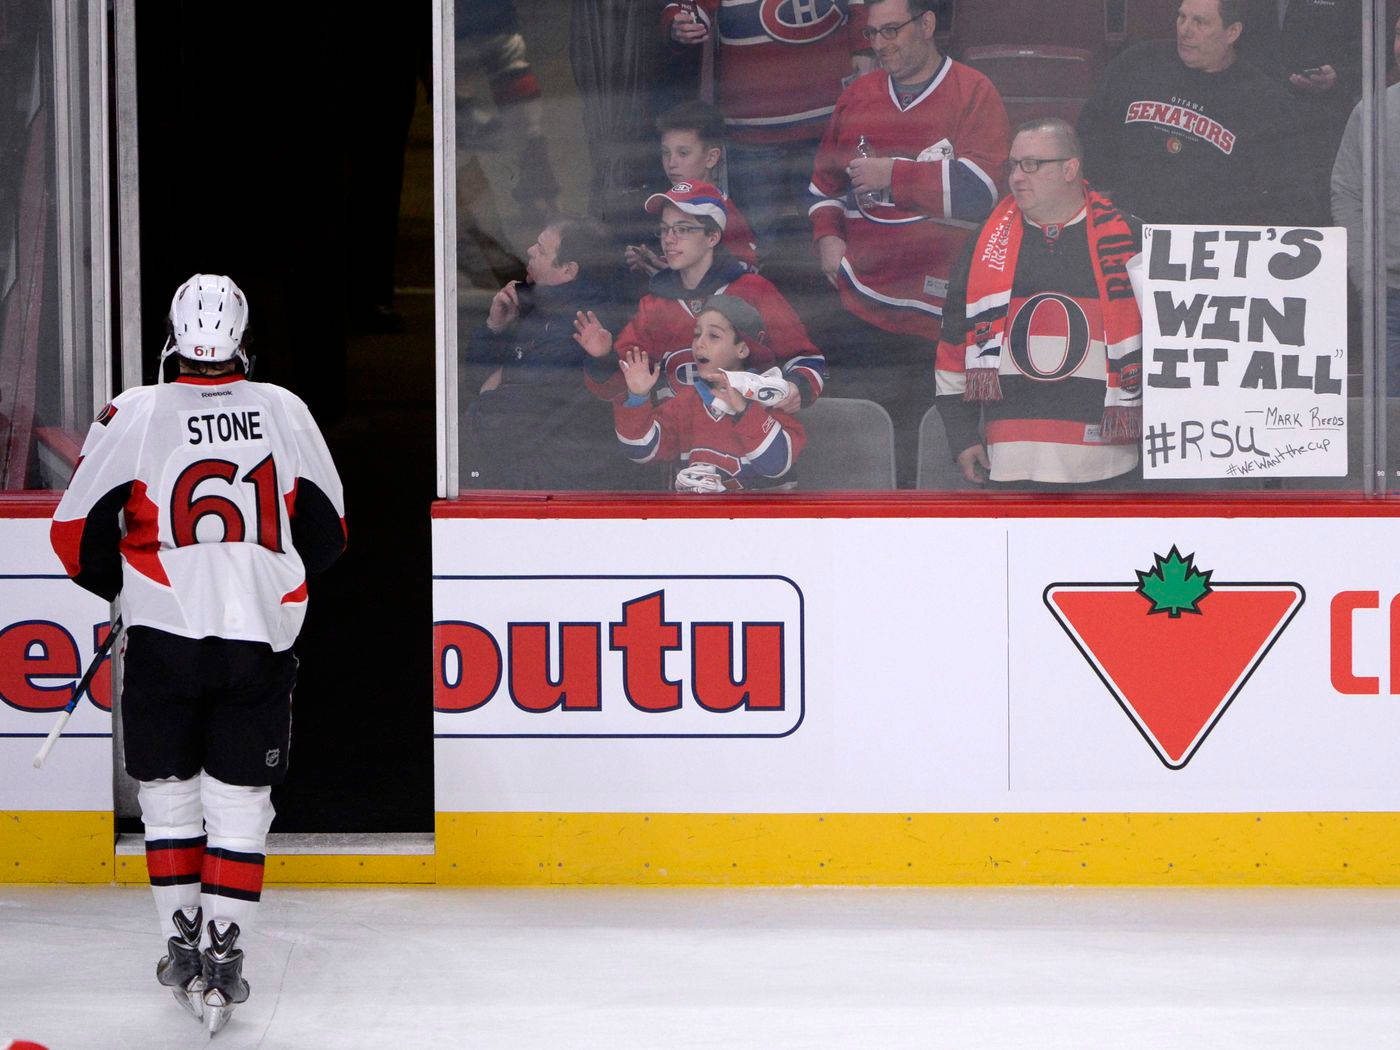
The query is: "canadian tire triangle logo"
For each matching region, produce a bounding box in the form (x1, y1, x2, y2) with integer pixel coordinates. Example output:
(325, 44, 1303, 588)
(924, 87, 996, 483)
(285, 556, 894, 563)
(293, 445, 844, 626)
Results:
(1044, 547, 1304, 770)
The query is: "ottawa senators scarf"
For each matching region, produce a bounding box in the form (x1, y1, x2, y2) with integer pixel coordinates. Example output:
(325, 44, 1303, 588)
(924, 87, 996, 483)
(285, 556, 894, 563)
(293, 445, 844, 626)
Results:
(959, 188, 1142, 443)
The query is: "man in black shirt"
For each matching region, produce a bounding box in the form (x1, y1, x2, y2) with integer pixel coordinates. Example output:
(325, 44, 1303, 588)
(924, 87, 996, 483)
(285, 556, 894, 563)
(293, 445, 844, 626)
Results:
(1078, 0, 1308, 226)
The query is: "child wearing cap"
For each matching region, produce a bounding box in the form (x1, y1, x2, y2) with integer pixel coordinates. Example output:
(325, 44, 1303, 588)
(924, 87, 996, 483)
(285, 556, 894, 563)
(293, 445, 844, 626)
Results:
(613, 295, 806, 491)
(575, 181, 825, 413)
(625, 101, 759, 275)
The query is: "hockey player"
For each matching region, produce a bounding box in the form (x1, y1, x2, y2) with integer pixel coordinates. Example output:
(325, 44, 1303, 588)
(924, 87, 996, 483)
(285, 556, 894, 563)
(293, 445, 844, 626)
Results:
(808, 0, 1010, 485)
(625, 100, 760, 275)
(50, 275, 346, 1034)
(935, 120, 1142, 488)
(577, 182, 825, 413)
(613, 295, 806, 491)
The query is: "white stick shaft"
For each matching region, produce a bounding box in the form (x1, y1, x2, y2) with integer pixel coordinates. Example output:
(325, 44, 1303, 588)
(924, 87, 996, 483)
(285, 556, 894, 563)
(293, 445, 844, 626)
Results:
(32, 709, 74, 768)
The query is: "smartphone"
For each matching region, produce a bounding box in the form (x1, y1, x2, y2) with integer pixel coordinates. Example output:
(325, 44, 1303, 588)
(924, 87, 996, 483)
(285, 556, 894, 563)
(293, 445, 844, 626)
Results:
(1300, 66, 1324, 76)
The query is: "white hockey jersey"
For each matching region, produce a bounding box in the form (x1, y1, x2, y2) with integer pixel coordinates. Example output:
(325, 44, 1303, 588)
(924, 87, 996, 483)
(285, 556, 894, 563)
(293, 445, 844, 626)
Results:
(52, 375, 346, 651)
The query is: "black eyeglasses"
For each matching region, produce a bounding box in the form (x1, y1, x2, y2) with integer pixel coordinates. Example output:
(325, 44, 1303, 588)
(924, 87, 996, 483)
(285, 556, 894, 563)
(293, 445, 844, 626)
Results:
(656, 223, 705, 241)
(860, 15, 921, 41)
(1004, 157, 1072, 175)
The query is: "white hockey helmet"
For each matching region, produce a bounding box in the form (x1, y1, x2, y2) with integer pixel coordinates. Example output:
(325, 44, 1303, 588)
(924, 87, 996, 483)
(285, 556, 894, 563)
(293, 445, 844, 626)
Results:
(168, 274, 249, 363)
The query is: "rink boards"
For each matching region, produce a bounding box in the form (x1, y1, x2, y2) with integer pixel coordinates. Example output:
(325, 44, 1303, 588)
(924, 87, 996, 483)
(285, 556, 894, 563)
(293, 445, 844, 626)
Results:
(6, 497, 1400, 884)
(430, 498, 1400, 885)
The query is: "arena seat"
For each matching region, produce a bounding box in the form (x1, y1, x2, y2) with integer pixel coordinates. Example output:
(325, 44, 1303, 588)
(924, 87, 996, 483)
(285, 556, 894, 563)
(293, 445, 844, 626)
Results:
(960, 45, 1096, 127)
(795, 397, 896, 490)
(915, 405, 980, 491)
(948, 0, 1110, 53)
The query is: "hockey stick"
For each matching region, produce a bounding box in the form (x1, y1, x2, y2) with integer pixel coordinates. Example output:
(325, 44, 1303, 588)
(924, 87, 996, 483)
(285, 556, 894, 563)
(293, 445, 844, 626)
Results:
(32, 616, 122, 769)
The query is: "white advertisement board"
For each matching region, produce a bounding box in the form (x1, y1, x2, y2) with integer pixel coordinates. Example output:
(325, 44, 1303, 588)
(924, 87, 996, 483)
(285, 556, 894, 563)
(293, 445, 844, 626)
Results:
(1139, 225, 1347, 479)
(0, 518, 114, 811)
(434, 515, 1400, 814)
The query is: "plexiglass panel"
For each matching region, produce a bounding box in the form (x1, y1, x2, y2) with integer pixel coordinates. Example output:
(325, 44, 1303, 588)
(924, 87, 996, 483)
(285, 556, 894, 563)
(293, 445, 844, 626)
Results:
(0, 0, 106, 492)
(447, 0, 1391, 497)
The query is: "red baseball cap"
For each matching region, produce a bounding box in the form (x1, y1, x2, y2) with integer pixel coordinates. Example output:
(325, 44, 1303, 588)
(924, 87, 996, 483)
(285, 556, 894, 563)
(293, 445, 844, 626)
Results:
(644, 181, 728, 231)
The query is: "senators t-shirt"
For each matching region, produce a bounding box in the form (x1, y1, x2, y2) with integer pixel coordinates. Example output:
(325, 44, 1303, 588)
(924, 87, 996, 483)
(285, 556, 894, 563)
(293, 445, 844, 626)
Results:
(1077, 40, 1308, 226)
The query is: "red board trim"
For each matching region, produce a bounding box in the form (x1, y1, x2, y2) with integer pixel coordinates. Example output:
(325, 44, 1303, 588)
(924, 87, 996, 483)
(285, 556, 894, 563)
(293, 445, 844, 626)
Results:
(432, 492, 1400, 520)
(0, 493, 62, 518)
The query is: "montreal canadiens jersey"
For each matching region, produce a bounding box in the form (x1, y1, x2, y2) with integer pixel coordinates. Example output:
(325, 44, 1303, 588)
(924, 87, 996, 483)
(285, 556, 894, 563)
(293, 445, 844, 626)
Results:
(809, 60, 1010, 339)
(662, 0, 868, 144)
(51, 375, 346, 651)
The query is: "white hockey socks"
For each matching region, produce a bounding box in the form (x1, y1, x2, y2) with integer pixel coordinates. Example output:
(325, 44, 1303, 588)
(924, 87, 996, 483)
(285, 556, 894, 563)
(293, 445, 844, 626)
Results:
(137, 777, 205, 940)
(198, 773, 275, 944)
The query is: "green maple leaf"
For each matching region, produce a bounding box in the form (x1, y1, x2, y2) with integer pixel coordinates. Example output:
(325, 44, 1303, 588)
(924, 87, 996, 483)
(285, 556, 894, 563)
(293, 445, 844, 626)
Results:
(1135, 546, 1213, 617)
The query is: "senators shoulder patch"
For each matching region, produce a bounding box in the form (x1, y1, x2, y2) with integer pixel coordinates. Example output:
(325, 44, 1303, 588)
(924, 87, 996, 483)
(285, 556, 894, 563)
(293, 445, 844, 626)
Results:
(95, 403, 118, 426)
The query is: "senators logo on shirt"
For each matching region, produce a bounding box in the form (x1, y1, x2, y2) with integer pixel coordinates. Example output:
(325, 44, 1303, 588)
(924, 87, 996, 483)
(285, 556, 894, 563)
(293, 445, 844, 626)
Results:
(1124, 100, 1236, 155)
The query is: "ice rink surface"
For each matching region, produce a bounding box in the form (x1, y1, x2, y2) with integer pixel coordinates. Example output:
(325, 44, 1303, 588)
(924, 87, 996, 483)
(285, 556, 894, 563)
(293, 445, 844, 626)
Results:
(3, 885, 1399, 1049)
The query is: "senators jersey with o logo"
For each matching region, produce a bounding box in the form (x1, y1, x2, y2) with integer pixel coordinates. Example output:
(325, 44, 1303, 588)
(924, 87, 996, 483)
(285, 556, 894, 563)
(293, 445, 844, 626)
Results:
(52, 375, 345, 651)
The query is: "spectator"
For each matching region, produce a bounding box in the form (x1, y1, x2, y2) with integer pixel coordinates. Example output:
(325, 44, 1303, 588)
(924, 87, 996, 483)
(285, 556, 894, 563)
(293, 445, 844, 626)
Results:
(1331, 13, 1400, 394)
(1240, 0, 1363, 223)
(464, 217, 631, 489)
(456, 0, 559, 226)
(1240, 0, 1361, 103)
(808, 0, 1009, 486)
(936, 119, 1143, 488)
(613, 295, 806, 491)
(625, 100, 760, 275)
(576, 183, 826, 412)
(1078, 0, 1307, 227)
(662, 0, 872, 254)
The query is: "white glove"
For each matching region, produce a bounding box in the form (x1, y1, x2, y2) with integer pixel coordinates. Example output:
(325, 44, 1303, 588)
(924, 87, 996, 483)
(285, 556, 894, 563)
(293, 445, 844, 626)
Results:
(674, 462, 728, 493)
(719, 367, 794, 407)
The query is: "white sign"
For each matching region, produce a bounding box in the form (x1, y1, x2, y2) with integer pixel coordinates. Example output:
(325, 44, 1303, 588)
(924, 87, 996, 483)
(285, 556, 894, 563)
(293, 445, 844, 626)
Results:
(1139, 225, 1347, 479)
(434, 515, 1400, 814)
(0, 517, 113, 812)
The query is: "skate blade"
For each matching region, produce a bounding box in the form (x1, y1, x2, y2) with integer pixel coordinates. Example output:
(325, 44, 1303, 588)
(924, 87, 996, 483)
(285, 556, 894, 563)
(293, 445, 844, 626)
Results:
(170, 984, 204, 1021)
(204, 991, 235, 1036)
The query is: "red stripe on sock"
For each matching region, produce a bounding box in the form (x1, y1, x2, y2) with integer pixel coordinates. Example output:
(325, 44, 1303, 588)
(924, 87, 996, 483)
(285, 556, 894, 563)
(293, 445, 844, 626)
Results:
(146, 844, 204, 882)
(202, 851, 265, 897)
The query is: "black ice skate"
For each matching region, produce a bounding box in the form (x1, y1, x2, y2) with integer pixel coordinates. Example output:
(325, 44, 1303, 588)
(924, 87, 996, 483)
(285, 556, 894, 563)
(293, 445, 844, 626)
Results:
(201, 919, 250, 1036)
(155, 906, 204, 1020)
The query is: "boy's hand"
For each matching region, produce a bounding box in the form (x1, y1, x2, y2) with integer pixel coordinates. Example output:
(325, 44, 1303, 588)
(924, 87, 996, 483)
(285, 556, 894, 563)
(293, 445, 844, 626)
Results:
(670, 11, 708, 44)
(486, 281, 521, 333)
(620, 348, 661, 396)
(572, 310, 614, 358)
(704, 369, 749, 414)
(624, 244, 667, 275)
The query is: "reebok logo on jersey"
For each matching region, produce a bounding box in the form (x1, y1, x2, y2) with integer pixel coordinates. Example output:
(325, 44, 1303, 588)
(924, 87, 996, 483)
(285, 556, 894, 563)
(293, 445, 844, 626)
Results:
(1124, 100, 1236, 154)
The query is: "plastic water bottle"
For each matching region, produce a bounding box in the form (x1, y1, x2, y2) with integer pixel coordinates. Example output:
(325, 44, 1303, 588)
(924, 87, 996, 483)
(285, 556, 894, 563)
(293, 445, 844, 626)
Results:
(854, 135, 880, 210)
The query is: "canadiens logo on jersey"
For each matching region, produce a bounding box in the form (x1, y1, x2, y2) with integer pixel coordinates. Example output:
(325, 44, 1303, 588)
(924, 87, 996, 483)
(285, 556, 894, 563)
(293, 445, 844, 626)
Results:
(1124, 100, 1236, 155)
(722, 0, 849, 45)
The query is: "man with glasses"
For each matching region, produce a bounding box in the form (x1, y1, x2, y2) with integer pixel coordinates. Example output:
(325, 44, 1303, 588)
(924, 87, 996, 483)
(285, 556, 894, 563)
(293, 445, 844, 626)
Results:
(808, 0, 1009, 486)
(935, 119, 1143, 488)
(1078, 0, 1305, 226)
